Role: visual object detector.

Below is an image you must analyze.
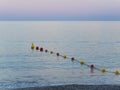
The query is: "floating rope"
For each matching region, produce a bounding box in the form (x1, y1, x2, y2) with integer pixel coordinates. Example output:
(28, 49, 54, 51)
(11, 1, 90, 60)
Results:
(31, 43, 120, 75)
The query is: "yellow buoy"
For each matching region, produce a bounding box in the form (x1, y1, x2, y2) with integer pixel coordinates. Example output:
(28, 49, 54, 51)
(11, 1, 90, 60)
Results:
(31, 43, 35, 50)
(50, 51, 53, 54)
(101, 68, 106, 73)
(63, 55, 67, 59)
(114, 70, 119, 75)
(80, 61, 84, 65)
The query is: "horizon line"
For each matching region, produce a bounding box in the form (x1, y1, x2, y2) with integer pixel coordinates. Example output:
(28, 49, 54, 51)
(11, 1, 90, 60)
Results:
(0, 19, 120, 21)
(0, 18, 120, 21)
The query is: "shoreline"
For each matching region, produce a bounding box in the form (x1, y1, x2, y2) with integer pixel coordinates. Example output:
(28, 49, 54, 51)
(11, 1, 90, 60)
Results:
(3, 84, 120, 90)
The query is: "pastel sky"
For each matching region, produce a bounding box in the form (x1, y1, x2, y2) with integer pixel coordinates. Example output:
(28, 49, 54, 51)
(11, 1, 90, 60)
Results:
(0, 0, 120, 20)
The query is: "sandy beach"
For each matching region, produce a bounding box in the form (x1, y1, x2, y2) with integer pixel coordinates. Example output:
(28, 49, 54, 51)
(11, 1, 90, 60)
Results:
(3, 84, 120, 90)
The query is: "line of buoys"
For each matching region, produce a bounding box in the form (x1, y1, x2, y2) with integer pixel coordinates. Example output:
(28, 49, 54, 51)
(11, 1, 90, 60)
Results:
(31, 43, 120, 75)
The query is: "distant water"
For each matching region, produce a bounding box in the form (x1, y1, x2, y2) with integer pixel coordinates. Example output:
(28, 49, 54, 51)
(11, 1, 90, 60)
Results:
(0, 21, 120, 88)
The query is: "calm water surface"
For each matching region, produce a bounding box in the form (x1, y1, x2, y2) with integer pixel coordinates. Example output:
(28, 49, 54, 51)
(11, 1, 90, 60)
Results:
(0, 21, 120, 88)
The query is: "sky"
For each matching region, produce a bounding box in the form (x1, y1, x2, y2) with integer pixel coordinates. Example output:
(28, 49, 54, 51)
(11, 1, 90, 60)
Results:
(0, 0, 120, 20)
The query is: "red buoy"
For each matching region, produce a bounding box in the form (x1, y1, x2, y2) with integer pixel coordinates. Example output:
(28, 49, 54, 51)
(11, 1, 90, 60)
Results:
(45, 49, 48, 53)
(71, 57, 75, 61)
(90, 64, 94, 73)
(36, 46, 39, 50)
(40, 48, 43, 52)
(56, 53, 60, 56)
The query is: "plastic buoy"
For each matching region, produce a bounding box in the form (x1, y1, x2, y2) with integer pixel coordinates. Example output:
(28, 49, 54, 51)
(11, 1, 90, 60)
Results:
(71, 57, 75, 61)
(40, 48, 43, 52)
(90, 64, 94, 73)
(114, 70, 119, 75)
(80, 61, 84, 65)
(50, 51, 53, 54)
(101, 68, 106, 73)
(36, 46, 39, 50)
(63, 55, 67, 59)
(45, 49, 48, 53)
(31, 43, 34, 50)
(56, 53, 60, 56)
(32, 44, 120, 75)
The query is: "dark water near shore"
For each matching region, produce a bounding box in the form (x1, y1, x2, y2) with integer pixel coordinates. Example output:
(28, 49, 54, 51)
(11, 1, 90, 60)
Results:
(0, 21, 120, 88)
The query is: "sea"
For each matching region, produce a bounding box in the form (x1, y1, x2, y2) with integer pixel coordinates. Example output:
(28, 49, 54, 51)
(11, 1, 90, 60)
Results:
(0, 21, 120, 88)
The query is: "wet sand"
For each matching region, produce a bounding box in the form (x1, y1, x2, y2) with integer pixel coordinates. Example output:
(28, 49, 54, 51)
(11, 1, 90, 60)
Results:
(5, 84, 120, 90)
